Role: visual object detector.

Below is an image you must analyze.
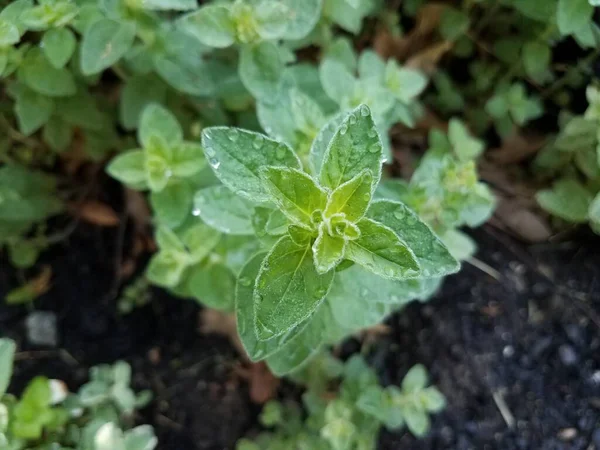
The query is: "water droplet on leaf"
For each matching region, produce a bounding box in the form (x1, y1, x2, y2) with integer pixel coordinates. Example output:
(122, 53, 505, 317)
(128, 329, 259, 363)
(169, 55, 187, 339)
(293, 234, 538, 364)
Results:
(192, 208, 201, 217)
(369, 144, 381, 154)
(339, 124, 348, 135)
(360, 105, 370, 116)
(275, 147, 287, 159)
(239, 277, 252, 287)
(253, 136, 264, 149)
(209, 158, 221, 169)
(228, 130, 239, 142)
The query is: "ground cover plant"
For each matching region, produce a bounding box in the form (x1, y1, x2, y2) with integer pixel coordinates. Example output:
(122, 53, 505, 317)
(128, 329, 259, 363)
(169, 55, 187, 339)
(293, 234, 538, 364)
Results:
(0, 0, 599, 449)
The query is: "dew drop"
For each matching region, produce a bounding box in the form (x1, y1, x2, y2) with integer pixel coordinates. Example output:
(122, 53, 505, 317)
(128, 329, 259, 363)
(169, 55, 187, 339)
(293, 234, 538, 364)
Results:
(209, 158, 221, 169)
(369, 143, 381, 154)
(348, 113, 357, 125)
(393, 209, 405, 220)
(192, 208, 201, 217)
(360, 105, 370, 116)
(165, 169, 173, 178)
(253, 135, 264, 149)
(385, 267, 396, 277)
(367, 127, 377, 138)
(361, 288, 369, 297)
(390, 294, 400, 303)
(339, 124, 348, 135)
(205, 147, 216, 157)
(228, 130, 239, 142)
(362, 194, 370, 201)
(275, 147, 287, 159)
(315, 288, 327, 298)
(239, 277, 252, 287)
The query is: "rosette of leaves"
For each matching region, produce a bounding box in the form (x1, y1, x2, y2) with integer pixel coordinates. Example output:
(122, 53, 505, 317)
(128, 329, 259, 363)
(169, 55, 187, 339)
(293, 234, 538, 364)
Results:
(178, 0, 322, 102)
(238, 355, 445, 449)
(486, 83, 543, 137)
(0, 339, 157, 450)
(319, 40, 428, 159)
(377, 119, 495, 262)
(198, 104, 459, 374)
(535, 85, 600, 234)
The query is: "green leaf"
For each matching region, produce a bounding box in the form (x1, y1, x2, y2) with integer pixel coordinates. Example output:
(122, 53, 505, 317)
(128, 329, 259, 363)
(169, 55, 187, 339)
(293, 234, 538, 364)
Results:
(0, 338, 15, 398)
(522, 41, 551, 84)
(254, 2, 290, 40)
(403, 407, 430, 437)
(0, 18, 20, 46)
(536, 178, 593, 223)
(402, 364, 428, 392)
(188, 262, 236, 311)
(439, 6, 470, 41)
(171, 142, 206, 178)
(345, 218, 420, 280)
(324, 169, 372, 223)
(0, 0, 33, 35)
(150, 181, 193, 228)
(254, 236, 335, 340)
(422, 387, 446, 413)
(236, 253, 309, 361)
(260, 167, 327, 226)
(147, 251, 185, 287)
(41, 27, 76, 69)
(309, 112, 345, 174)
(319, 58, 356, 104)
(95, 423, 126, 450)
(20, 48, 76, 97)
(80, 19, 136, 75)
(144, 135, 171, 191)
(239, 42, 284, 102)
(123, 425, 158, 450)
(202, 127, 301, 203)
(557, 0, 594, 36)
(368, 200, 459, 277)
(194, 185, 255, 235)
(141, 0, 196, 10)
(448, 118, 484, 161)
(178, 5, 236, 48)
(442, 229, 476, 261)
(290, 88, 326, 137)
(312, 222, 346, 273)
(139, 103, 183, 149)
(320, 105, 383, 191)
(119, 75, 167, 130)
(43, 116, 72, 152)
(107, 150, 146, 188)
(181, 223, 222, 263)
(385, 61, 427, 103)
(278, 0, 322, 40)
(14, 85, 54, 135)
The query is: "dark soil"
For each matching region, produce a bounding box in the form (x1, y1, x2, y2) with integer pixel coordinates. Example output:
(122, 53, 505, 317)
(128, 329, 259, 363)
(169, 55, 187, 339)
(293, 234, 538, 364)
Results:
(1, 204, 600, 449)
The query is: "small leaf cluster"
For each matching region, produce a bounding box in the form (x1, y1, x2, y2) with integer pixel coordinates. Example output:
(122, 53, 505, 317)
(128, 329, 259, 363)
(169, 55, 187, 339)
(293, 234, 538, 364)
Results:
(237, 353, 445, 450)
(535, 84, 600, 234)
(0, 338, 156, 450)
(0, 164, 63, 268)
(199, 104, 460, 374)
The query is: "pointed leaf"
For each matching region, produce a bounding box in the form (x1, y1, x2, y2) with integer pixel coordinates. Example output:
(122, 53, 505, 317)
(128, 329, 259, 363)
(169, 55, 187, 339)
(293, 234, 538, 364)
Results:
(0, 338, 15, 398)
(150, 181, 193, 228)
(312, 222, 346, 274)
(345, 218, 420, 280)
(320, 105, 383, 191)
(309, 112, 345, 174)
(178, 5, 236, 48)
(260, 167, 327, 226)
(236, 253, 309, 361)
(368, 200, 460, 277)
(239, 42, 284, 102)
(144, 135, 172, 192)
(80, 19, 136, 75)
(146, 250, 187, 288)
(188, 262, 236, 311)
(171, 141, 206, 177)
(106, 150, 146, 188)
(194, 185, 255, 235)
(324, 169, 372, 222)
(254, 236, 335, 340)
(139, 103, 183, 149)
(41, 27, 76, 69)
(402, 364, 428, 392)
(278, 0, 322, 40)
(21, 48, 76, 97)
(201, 127, 301, 203)
(123, 425, 158, 450)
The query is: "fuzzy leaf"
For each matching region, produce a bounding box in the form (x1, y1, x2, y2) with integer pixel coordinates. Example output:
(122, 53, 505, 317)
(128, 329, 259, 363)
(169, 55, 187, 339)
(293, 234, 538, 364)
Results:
(202, 127, 301, 203)
(254, 236, 335, 340)
(324, 169, 372, 222)
(188, 262, 236, 311)
(278, 0, 322, 40)
(557, 0, 594, 36)
(536, 178, 593, 223)
(139, 103, 183, 149)
(80, 19, 136, 75)
(320, 105, 383, 191)
(150, 181, 193, 228)
(194, 185, 255, 235)
(309, 112, 345, 174)
(402, 364, 428, 392)
(14, 85, 54, 135)
(319, 58, 356, 104)
(239, 42, 284, 102)
(260, 167, 327, 226)
(21, 48, 76, 97)
(178, 5, 236, 48)
(368, 200, 459, 277)
(312, 222, 346, 274)
(41, 27, 76, 69)
(107, 150, 146, 188)
(345, 218, 420, 280)
(119, 75, 167, 130)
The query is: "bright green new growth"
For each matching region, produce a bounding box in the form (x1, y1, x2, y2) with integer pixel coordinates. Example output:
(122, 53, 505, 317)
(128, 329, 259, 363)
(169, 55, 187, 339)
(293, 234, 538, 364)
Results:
(237, 354, 445, 449)
(0, 338, 156, 450)
(201, 104, 460, 372)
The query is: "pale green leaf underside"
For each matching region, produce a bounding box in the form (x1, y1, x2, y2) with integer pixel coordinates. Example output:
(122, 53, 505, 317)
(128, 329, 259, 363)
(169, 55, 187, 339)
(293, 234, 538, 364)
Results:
(194, 185, 255, 235)
(254, 236, 335, 340)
